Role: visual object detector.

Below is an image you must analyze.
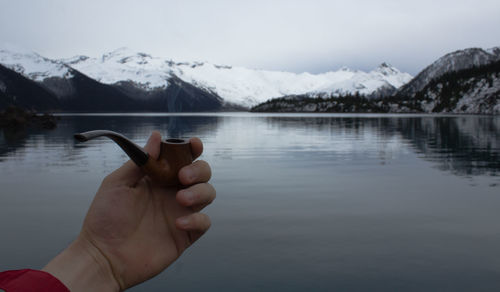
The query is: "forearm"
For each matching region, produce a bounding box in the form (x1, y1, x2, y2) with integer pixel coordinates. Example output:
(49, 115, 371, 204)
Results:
(42, 235, 120, 292)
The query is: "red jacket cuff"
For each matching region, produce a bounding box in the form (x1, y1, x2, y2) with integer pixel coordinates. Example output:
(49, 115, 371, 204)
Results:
(0, 269, 70, 292)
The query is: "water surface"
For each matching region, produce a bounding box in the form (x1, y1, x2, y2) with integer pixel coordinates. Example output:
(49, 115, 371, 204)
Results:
(0, 113, 499, 291)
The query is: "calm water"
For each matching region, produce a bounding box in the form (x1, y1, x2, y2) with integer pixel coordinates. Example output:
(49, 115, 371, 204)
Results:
(1, 113, 500, 291)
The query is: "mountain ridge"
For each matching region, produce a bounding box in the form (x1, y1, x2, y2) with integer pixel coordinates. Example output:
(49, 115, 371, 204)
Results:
(59, 47, 412, 107)
(2, 45, 498, 114)
(0, 46, 414, 109)
(397, 47, 500, 97)
(251, 47, 500, 115)
(0, 47, 225, 112)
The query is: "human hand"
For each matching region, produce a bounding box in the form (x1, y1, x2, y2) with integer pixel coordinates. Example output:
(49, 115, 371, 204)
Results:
(43, 131, 215, 291)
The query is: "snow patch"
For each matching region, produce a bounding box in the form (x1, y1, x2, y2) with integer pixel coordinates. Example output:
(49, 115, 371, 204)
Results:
(65, 48, 172, 89)
(0, 47, 72, 81)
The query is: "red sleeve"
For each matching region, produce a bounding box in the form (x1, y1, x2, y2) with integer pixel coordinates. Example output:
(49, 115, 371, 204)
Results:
(0, 269, 70, 292)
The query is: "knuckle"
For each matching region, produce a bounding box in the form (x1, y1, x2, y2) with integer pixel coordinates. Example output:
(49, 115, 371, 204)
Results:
(203, 214, 212, 229)
(195, 160, 209, 169)
(192, 191, 201, 203)
(196, 183, 215, 203)
(101, 174, 113, 186)
(198, 160, 212, 180)
(194, 213, 211, 230)
(208, 183, 216, 199)
(192, 213, 203, 226)
(189, 160, 211, 181)
(206, 191, 216, 203)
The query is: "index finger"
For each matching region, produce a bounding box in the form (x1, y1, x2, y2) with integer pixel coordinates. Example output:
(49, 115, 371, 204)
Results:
(189, 137, 203, 160)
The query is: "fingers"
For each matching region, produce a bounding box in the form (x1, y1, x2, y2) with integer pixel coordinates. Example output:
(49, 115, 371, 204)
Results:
(175, 213, 211, 237)
(189, 137, 203, 160)
(102, 131, 162, 187)
(103, 133, 206, 188)
(178, 160, 212, 185)
(177, 183, 216, 211)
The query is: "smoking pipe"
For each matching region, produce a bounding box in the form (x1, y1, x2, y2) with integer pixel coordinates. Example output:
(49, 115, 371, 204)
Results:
(74, 130, 192, 186)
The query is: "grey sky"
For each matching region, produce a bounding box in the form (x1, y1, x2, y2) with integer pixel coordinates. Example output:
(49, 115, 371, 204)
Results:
(1, 0, 499, 75)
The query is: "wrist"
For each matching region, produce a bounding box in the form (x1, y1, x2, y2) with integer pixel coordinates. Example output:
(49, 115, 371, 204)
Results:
(43, 235, 120, 292)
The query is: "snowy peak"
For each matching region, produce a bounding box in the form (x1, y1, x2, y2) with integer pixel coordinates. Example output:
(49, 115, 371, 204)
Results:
(100, 47, 154, 65)
(436, 47, 498, 71)
(487, 46, 500, 58)
(65, 48, 173, 89)
(339, 66, 355, 72)
(170, 62, 412, 106)
(62, 48, 412, 107)
(375, 62, 398, 75)
(1, 46, 413, 107)
(397, 46, 500, 96)
(369, 62, 412, 89)
(63, 55, 90, 65)
(0, 47, 72, 81)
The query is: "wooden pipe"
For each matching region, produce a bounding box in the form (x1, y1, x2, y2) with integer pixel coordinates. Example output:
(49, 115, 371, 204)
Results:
(74, 130, 193, 186)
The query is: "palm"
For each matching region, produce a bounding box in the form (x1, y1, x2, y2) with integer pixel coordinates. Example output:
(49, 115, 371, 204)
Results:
(83, 178, 193, 288)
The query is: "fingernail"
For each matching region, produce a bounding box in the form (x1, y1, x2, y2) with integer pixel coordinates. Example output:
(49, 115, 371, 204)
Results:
(177, 217, 190, 227)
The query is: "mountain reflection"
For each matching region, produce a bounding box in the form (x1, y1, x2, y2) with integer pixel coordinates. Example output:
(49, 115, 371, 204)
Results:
(0, 115, 221, 162)
(0, 127, 31, 160)
(0, 114, 499, 178)
(264, 115, 500, 176)
(396, 117, 500, 176)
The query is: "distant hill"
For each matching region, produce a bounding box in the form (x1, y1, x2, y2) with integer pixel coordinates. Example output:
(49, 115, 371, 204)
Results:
(397, 47, 500, 97)
(397, 60, 500, 114)
(252, 47, 500, 114)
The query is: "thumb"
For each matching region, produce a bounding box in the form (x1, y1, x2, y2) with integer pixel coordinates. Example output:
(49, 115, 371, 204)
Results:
(104, 131, 162, 187)
(143, 130, 162, 160)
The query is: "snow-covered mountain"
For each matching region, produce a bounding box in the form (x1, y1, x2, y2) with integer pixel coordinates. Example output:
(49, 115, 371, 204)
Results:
(61, 48, 172, 90)
(170, 61, 411, 107)
(2, 45, 499, 114)
(0, 46, 413, 109)
(397, 47, 500, 97)
(63, 47, 412, 107)
(407, 59, 500, 114)
(0, 47, 223, 112)
(252, 46, 500, 115)
(0, 47, 73, 81)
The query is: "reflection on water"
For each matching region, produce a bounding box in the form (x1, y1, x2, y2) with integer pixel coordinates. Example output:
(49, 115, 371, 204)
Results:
(2, 114, 498, 177)
(398, 117, 500, 176)
(1, 113, 499, 292)
(263, 115, 500, 177)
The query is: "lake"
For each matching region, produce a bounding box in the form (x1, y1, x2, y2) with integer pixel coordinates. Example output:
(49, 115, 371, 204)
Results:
(1, 113, 499, 291)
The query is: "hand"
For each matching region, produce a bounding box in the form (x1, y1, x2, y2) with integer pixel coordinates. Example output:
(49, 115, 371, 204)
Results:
(43, 131, 215, 291)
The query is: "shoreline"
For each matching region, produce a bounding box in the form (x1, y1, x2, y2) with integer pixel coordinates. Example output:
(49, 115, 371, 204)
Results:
(50, 111, 499, 118)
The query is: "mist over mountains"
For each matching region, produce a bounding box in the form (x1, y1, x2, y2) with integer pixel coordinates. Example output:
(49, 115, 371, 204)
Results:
(0, 46, 498, 114)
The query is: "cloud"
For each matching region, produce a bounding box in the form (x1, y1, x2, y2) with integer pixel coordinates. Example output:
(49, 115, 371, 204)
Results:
(1, 0, 499, 74)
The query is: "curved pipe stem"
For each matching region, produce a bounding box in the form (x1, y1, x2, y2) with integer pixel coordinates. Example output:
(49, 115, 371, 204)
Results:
(74, 130, 149, 166)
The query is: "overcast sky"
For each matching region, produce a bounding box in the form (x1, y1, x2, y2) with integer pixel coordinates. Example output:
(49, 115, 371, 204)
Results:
(1, 0, 499, 75)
